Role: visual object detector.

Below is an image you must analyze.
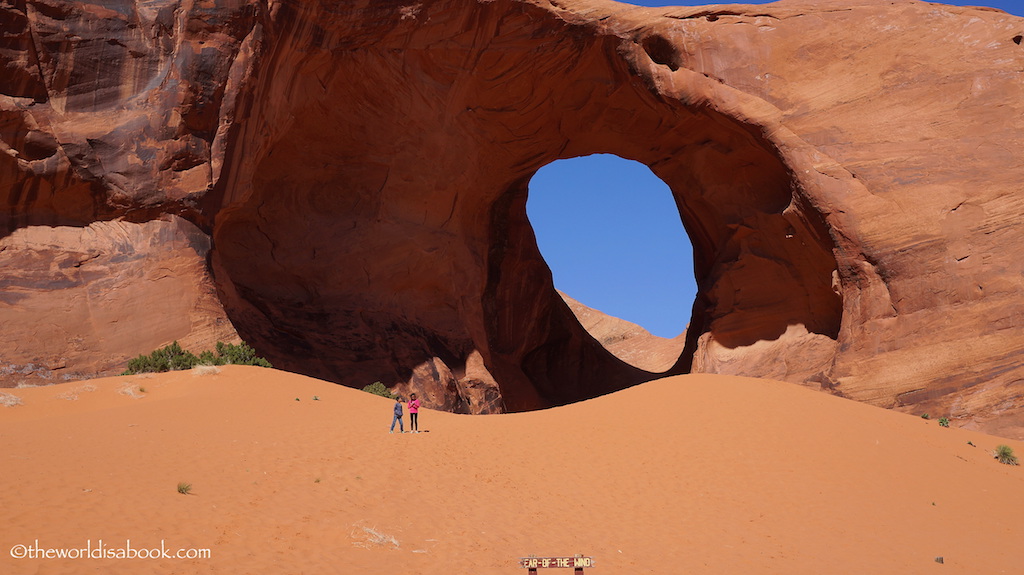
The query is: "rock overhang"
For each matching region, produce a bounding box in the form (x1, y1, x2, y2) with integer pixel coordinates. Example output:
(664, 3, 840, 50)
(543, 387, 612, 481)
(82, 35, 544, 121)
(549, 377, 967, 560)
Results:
(208, 0, 846, 412)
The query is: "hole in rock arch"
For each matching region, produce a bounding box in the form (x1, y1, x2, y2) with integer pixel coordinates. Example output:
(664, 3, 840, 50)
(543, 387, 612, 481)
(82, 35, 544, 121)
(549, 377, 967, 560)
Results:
(526, 154, 694, 372)
(208, 2, 846, 414)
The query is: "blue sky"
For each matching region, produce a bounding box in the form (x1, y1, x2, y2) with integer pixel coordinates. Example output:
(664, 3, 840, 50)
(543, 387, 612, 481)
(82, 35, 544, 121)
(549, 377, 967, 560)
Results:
(527, 0, 1024, 338)
(528, 155, 691, 337)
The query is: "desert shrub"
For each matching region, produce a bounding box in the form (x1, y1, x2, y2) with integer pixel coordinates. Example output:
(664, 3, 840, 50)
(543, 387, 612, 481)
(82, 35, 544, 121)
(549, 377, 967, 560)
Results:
(0, 392, 23, 407)
(197, 350, 218, 365)
(118, 383, 144, 399)
(123, 341, 271, 375)
(123, 342, 198, 374)
(192, 365, 221, 376)
(193, 342, 272, 367)
(177, 481, 193, 495)
(993, 445, 1019, 466)
(214, 341, 272, 367)
(938, 417, 950, 428)
(921, 413, 931, 420)
(362, 381, 396, 399)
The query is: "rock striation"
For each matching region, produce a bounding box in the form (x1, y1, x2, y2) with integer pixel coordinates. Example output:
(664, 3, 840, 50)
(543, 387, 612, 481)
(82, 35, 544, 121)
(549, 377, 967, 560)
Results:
(2, 0, 1024, 435)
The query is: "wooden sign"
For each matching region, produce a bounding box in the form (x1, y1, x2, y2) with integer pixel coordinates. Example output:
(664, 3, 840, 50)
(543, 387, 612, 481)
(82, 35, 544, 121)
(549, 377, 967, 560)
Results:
(520, 555, 594, 571)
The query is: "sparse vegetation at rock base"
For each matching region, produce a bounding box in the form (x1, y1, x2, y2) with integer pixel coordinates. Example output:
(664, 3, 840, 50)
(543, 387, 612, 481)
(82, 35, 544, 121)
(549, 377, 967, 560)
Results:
(123, 341, 271, 375)
(993, 444, 1018, 466)
(362, 381, 397, 399)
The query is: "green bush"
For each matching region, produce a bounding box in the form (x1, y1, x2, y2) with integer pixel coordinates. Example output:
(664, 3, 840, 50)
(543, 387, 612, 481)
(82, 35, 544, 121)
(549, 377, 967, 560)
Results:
(938, 417, 950, 428)
(993, 445, 1019, 466)
(361, 381, 396, 399)
(212, 341, 272, 367)
(123, 341, 198, 374)
(123, 341, 271, 375)
(921, 413, 931, 420)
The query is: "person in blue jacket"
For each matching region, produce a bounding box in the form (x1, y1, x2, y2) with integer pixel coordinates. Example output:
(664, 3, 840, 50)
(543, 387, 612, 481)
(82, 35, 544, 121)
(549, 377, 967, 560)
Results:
(389, 396, 404, 433)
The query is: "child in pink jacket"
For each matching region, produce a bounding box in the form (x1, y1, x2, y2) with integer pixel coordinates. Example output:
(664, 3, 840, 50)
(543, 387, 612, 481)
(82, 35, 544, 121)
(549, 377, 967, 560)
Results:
(408, 393, 421, 433)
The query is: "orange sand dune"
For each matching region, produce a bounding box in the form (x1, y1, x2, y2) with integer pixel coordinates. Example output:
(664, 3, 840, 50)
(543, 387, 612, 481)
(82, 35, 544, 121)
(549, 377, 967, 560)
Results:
(2, 367, 1022, 574)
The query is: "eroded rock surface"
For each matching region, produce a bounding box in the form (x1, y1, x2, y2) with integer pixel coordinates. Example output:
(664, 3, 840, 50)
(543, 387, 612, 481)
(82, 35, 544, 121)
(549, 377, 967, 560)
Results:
(2, 0, 1024, 435)
(0, 216, 236, 385)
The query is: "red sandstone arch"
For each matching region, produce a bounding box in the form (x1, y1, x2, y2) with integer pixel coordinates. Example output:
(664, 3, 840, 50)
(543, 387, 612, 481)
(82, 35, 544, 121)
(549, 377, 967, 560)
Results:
(5, 0, 1023, 436)
(209, 0, 844, 412)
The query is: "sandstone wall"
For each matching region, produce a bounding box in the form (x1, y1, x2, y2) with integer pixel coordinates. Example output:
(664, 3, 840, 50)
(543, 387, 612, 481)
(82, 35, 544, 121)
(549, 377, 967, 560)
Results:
(2, 0, 1023, 435)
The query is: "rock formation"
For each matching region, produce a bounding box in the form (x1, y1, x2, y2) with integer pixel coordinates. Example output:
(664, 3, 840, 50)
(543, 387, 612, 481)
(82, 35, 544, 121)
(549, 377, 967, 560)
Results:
(560, 291, 687, 373)
(2, 0, 1024, 435)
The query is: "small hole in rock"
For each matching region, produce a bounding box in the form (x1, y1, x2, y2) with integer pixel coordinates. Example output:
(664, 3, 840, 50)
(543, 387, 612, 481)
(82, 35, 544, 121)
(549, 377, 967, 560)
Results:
(640, 34, 680, 71)
(1013, 35, 1022, 45)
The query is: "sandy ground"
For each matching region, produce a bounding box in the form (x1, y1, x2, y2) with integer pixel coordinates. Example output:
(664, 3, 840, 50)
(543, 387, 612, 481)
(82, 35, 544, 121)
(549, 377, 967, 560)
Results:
(1, 366, 1022, 574)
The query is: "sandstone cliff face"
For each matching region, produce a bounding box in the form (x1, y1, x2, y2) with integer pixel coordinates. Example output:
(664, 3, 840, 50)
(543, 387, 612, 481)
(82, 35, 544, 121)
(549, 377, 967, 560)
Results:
(2, 0, 1024, 435)
(0, 216, 236, 384)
